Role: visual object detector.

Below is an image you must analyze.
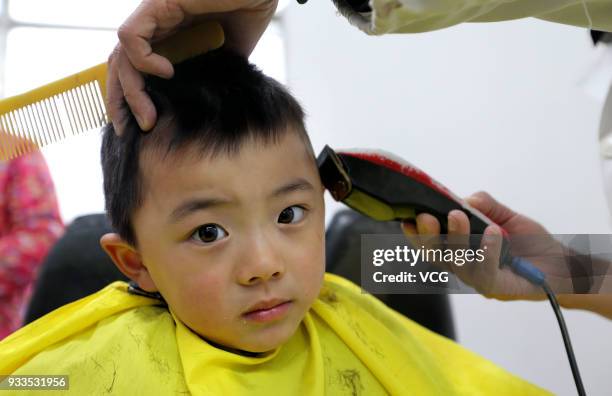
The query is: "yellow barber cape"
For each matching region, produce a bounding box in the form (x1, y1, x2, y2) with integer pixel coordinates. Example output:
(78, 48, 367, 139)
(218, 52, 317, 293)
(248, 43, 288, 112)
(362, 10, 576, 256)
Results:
(0, 273, 550, 395)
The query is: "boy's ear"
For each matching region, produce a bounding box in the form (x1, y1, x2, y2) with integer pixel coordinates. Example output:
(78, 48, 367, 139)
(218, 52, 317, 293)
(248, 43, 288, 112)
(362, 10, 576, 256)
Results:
(100, 233, 158, 292)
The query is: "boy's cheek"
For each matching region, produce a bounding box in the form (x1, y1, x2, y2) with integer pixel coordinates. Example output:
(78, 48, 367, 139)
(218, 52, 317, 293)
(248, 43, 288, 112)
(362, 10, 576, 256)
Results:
(139, 248, 206, 298)
(160, 272, 228, 325)
(179, 280, 221, 312)
(292, 234, 326, 292)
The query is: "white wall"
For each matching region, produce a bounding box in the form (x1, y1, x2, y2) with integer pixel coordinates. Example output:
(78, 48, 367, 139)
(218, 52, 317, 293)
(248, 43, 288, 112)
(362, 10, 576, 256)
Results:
(282, 2, 611, 395)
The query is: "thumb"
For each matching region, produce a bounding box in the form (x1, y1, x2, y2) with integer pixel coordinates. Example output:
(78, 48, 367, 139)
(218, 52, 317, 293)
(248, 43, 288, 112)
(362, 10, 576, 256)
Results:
(466, 191, 516, 225)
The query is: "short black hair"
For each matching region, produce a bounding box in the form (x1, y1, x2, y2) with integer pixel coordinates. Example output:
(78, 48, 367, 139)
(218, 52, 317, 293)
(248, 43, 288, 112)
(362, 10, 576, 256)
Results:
(101, 49, 311, 246)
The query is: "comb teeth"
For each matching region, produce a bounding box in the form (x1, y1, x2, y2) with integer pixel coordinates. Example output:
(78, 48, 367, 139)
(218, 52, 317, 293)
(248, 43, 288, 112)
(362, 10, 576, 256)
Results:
(0, 81, 108, 161)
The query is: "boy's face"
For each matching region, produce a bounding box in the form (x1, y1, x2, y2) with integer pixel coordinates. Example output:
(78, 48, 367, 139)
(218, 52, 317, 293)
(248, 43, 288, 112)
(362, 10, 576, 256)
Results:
(125, 131, 325, 353)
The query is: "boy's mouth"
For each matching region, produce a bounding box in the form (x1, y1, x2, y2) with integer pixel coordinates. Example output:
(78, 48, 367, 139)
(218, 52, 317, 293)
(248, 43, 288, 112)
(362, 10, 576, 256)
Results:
(242, 299, 293, 323)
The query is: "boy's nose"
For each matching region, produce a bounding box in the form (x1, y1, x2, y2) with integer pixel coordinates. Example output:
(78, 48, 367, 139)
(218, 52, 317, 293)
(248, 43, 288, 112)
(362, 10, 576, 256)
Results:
(237, 235, 286, 286)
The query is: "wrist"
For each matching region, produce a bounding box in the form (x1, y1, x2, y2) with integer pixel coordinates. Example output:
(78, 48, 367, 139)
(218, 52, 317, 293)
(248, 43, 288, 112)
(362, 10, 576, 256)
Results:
(556, 294, 609, 319)
(557, 294, 582, 310)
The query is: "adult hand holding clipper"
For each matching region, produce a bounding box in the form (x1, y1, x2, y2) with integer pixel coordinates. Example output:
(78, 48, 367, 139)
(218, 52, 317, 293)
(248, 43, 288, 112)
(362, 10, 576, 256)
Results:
(318, 146, 610, 310)
(317, 146, 556, 293)
(402, 191, 572, 299)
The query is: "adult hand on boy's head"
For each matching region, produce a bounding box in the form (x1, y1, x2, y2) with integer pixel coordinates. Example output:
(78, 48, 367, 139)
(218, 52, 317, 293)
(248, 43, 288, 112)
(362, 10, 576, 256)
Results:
(401, 191, 573, 299)
(108, 0, 279, 135)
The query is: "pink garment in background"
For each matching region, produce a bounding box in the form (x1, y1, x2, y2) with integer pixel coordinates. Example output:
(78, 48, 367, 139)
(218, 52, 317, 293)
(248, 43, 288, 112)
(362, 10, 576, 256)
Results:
(0, 150, 64, 339)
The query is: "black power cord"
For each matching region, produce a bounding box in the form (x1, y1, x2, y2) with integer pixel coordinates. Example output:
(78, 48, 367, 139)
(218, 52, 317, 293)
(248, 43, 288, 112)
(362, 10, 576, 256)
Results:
(542, 282, 586, 396)
(510, 257, 586, 395)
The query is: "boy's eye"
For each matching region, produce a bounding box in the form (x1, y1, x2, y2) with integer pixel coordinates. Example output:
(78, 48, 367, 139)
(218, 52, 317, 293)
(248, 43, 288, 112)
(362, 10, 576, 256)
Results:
(278, 206, 305, 224)
(191, 224, 228, 244)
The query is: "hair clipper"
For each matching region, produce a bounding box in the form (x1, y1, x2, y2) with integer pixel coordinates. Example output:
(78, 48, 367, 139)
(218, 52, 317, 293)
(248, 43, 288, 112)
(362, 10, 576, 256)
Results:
(316, 145, 536, 277)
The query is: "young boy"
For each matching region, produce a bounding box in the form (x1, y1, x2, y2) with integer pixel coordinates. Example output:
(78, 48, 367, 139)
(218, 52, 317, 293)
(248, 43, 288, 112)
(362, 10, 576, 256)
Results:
(0, 50, 549, 395)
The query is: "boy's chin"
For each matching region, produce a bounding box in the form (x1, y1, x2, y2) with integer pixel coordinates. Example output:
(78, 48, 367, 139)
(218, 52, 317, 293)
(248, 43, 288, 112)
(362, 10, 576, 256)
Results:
(218, 326, 299, 356)
(208, 337, 287, 357)
(189, 318, 301, 356)
(236, 333, 293, 355)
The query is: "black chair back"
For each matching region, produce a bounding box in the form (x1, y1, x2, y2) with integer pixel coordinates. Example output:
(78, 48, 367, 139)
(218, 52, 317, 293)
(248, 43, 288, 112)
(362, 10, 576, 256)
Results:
(24, 214, 127, 324)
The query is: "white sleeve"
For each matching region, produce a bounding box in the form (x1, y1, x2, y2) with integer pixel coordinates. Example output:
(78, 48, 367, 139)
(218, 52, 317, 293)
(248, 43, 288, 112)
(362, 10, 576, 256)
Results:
(331, 0, 612, 35)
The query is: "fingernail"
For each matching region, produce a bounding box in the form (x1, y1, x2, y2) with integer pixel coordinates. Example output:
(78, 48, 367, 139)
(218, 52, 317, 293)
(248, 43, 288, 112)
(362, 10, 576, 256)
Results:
(447, 214, 457, 232)
(485, 225, 500, 236)
(135, 114, 146, 130)
(467, 194, 482, 206)
(416, 214, 429, 234)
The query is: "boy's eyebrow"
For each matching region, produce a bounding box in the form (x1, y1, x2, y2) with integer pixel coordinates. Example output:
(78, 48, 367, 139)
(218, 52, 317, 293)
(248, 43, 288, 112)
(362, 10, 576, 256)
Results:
(270, 178, 315, 198)
(169, 198, 229, 224)
(168, 179, 314, 224)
